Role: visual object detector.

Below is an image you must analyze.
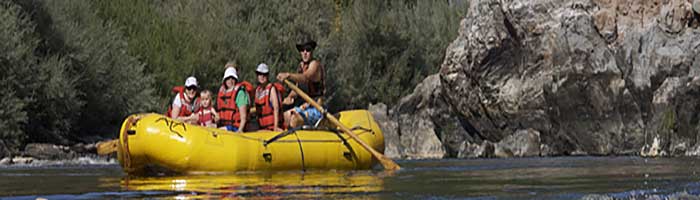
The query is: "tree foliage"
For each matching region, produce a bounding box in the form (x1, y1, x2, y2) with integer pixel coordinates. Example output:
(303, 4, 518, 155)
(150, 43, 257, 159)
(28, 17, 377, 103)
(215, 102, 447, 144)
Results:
(0, 0, 466, 148)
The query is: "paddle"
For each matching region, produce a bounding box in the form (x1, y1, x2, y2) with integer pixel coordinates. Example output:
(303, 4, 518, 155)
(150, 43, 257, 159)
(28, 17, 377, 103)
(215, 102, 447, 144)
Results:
(96, 139, 119, 155)
(283, 80, 400, 170)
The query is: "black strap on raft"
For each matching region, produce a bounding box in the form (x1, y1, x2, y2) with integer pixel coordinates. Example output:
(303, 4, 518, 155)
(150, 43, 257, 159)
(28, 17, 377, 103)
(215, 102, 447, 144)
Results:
(263, 126, 306, 147)
(262, 125, 374, 147)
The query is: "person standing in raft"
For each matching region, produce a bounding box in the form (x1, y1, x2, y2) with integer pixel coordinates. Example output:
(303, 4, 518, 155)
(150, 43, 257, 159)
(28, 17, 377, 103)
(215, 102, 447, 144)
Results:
(166, 76, 200, 124)
(217, 64, 252, 132)
(254, 63, 285, 131)
(277, 36, 325, 128)
(195, 89, 219, 128)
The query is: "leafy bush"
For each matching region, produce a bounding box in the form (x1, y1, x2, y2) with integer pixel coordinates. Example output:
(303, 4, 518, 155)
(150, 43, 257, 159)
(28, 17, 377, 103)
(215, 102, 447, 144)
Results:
(42, 0, 158, 137)
(0, 1, 38, 147)
(90, 0, 466, 111)
(0, 0, 466, 149)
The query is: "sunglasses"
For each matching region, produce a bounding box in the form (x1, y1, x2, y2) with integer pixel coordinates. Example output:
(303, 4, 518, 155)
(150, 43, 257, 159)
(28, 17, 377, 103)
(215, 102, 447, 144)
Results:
(186, 86, 198, 91)
(300, 47, 313, 52)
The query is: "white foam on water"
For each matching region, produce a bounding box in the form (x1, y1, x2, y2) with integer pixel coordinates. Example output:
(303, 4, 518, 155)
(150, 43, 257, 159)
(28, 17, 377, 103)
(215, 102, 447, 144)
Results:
(1, 156, 117, 167)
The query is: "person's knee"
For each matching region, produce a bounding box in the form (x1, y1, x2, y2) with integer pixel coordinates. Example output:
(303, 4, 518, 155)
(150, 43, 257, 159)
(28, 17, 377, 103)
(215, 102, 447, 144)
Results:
(290, 112, 304, 127)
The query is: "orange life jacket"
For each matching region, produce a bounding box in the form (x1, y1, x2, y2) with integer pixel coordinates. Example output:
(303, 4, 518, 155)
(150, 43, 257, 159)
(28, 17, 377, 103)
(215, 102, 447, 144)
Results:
(166, 86, 198, 118)
(196, 107, 215, 126)
(255, 82, 286, 130)
(217, 81, 254, 128)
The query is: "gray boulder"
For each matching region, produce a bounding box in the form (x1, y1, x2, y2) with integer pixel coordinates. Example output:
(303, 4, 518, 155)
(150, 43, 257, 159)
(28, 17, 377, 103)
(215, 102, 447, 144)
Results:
(395, 74, 448, 159)
(369, 103, 401, 159)
(495, 129, 541, 158)
(388, 0, 700, 159)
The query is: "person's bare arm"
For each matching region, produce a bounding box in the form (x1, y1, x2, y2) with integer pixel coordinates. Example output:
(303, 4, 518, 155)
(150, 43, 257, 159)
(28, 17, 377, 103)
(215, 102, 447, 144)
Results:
(237, 105, 247, 132)
(270, 87, 283, 131)
(283, 90, 297, 105)
(211, 108, 220, 122)
(178, 113, 198, 124)
(288, 61, 320, 83)
(171, 106, 181, 119)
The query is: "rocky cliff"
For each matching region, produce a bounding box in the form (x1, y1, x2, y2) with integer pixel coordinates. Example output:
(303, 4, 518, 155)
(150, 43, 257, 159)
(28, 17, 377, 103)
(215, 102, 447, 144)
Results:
(375, 0, 700, 159)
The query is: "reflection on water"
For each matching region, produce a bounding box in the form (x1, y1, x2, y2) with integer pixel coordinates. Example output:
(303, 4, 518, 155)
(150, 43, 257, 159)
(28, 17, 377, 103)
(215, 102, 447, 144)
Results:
(1, 157, 700, 199)
(121, 171, 385, 199)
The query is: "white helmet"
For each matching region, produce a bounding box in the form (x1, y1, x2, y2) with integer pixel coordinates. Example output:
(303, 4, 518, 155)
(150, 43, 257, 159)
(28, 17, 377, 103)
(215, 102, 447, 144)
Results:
(256, 63, 270, 74)
(184, 76, 198, 87)
(222, 67, 238, 81)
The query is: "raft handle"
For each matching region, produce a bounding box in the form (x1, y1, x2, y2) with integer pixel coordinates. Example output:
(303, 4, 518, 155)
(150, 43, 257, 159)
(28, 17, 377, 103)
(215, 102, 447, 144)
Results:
(127, 130, 136, 135)
(262, 153, 272, 162)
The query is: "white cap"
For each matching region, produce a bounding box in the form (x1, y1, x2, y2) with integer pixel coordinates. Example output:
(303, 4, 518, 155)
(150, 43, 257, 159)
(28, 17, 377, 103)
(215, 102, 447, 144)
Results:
(256, 63, 269, 74)
(184, 76, 198, 87)
(222, 67, 238, 81)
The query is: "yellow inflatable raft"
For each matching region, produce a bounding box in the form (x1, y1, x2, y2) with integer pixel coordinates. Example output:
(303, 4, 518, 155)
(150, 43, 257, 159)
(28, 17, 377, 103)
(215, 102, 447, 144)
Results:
(117, 110, 384, 173)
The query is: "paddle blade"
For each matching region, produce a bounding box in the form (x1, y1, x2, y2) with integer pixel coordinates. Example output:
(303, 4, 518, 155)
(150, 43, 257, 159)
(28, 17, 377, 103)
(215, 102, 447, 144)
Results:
(96, 139, 119, 155)
(378, 155, 401, 170)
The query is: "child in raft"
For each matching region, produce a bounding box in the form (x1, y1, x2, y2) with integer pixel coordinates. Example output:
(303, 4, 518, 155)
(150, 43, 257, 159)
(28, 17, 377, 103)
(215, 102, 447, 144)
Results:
(195, 90, 220, 128)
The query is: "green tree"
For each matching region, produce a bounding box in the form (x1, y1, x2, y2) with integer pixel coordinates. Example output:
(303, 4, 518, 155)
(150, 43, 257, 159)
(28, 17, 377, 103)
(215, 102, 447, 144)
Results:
(42, 0, 158, 137)
(0, 1, 40, 147)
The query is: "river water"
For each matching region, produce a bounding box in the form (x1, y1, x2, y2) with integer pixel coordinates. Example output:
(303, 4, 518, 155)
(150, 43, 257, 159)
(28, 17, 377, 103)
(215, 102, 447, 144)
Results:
(1, 156, 699, 199)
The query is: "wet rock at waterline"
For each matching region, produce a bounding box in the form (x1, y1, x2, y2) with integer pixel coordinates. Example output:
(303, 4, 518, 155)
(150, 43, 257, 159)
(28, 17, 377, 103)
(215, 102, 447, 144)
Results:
(376, 0, 700, 159)
(0, 142, 110, 166)
(494, 129, 541, 158)
(0, 143, 114, 166)
(369, 103, 401, 159)
(24, 143, 77, 160)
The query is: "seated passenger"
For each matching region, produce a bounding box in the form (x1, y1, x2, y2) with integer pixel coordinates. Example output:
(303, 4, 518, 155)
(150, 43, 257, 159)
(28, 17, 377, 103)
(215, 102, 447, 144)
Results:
(254, 63, 285, 131)
(195, 89, 219, 128)
(217, 65, 252, 132)
(166, 76, 199, 124)
(277, 37, 325, 128)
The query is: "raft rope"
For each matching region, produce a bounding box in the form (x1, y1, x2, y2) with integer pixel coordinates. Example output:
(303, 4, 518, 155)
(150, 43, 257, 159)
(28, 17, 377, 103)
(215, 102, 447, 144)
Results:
(294, 132, 306, 171)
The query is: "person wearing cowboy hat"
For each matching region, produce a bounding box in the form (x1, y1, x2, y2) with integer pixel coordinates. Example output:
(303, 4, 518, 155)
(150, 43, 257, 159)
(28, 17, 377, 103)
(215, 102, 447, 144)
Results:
(277, 36, 325, 128)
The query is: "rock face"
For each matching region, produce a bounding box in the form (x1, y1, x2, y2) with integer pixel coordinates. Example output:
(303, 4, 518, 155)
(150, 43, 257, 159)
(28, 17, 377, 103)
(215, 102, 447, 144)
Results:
(379, 0, 700, 159)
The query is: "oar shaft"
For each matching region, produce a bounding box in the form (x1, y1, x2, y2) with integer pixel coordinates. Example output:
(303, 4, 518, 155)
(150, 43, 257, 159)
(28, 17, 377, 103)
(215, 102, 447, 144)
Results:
(283, 80, 400, 170)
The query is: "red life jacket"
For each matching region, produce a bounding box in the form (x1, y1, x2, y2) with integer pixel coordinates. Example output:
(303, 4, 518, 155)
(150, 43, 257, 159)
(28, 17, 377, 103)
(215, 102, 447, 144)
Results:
(255, 82, 286, 130)
(196, 107, 215, 126)
(166, 86, 198, 118)
(217, 81, 254, 128)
